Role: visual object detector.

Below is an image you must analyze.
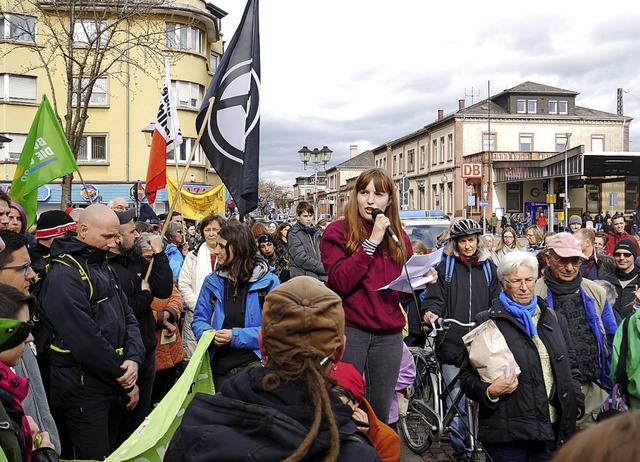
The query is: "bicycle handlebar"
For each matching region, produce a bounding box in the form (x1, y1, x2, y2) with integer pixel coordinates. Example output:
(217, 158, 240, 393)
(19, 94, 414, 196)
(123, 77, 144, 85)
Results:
(422, 318, 475, 336)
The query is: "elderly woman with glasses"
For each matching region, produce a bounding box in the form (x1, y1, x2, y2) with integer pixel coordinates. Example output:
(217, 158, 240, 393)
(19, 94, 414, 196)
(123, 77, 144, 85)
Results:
(460, 250, 584, 462)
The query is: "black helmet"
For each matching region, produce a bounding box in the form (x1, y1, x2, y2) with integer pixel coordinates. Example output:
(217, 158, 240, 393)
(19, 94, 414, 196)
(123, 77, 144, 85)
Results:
(450, 219, 482, 239)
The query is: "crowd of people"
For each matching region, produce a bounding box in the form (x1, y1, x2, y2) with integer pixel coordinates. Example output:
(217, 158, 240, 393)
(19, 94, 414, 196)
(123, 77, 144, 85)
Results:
(0, 174, 639, 461)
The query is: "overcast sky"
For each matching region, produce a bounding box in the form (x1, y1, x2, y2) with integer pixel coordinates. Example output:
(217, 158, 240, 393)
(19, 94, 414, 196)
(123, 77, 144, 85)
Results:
(212, 0, 640, 188)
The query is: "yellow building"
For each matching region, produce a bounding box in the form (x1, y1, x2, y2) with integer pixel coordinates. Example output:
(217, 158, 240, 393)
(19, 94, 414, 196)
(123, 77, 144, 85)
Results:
(0, 0, 228, 213)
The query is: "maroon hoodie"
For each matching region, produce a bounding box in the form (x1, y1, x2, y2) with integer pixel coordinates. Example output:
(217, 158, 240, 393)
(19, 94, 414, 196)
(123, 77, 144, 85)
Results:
(320, 220, 412, 335)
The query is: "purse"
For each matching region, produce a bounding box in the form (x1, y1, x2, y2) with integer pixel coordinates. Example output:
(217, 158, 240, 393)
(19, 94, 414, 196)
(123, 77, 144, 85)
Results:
(597, 316, 630, 421)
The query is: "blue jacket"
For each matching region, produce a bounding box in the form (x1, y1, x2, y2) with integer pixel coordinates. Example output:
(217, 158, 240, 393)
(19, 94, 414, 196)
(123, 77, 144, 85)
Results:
(165, 243, 184, 281)
(192, 256, 279, 360)
(535, 278, 618, 390)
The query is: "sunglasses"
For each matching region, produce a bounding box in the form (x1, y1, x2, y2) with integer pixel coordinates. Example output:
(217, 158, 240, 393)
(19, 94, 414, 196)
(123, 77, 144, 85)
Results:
(613, 252, 633, 259)
(0, 318, 34, 350)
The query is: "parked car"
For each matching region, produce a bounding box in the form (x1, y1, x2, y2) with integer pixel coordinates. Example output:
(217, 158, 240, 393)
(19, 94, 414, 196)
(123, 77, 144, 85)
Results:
(400, 210, 451, 251)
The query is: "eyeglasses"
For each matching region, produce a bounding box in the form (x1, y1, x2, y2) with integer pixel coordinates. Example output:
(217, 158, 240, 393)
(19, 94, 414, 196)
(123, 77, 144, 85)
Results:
(613, 252, 634, 259)
(505, 277, 536, 287)
(0, 261, 32, 276)
(549, 253, 583, 267)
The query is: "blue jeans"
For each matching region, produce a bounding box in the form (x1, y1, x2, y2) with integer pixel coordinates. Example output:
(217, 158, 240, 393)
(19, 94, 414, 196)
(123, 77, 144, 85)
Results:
(442, 364, 471, 456)
(342, 326, 403, 424)
(483, 440, 555, 462)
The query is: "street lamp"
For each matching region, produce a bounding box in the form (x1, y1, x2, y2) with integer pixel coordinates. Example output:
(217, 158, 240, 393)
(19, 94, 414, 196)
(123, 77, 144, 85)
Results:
(563, 133, 572, 230)
(298, 145, 332, 222)
(141, 122, 155, 147)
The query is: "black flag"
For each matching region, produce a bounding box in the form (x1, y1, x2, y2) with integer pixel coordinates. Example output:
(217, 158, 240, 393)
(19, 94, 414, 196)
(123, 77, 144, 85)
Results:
(196, 0, 260, 217)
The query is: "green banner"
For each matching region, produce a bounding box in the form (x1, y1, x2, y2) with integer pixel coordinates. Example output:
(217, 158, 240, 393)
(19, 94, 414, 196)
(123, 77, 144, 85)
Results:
(10, 94, 78, 227)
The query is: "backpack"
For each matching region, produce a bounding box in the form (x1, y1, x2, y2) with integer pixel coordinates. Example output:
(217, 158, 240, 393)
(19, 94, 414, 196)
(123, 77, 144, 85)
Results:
(30, 253, 94, 357)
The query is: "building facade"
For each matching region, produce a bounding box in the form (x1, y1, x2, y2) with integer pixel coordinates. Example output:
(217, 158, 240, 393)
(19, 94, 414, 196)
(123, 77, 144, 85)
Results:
(0, 0, 229, 214)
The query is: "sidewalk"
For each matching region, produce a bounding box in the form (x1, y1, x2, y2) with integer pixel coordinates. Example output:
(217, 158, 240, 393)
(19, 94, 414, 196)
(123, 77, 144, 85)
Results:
(399, 436, 455, 462)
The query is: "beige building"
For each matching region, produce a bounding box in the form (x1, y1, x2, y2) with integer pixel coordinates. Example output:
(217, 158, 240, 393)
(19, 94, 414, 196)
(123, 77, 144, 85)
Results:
(0, 0, 229, 212)
(371, 82, 638, 231)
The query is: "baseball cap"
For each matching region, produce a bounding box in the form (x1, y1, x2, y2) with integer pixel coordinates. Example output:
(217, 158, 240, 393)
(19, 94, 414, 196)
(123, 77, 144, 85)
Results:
(614, 239, 638, 258)
(569, 215, 582, 225)
(115, 208, 137, 225)
(546, 232, 588, 259)
(257, 233, 273, 244)
(261, 276, 345, 366)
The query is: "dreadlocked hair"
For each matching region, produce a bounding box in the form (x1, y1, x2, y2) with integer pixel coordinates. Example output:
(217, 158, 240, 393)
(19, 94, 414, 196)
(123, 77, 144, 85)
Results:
(262, 351, 340, 462)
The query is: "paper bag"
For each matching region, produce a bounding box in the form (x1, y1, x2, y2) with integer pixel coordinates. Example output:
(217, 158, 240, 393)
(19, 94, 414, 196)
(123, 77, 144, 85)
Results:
(462, 319, 521, 383)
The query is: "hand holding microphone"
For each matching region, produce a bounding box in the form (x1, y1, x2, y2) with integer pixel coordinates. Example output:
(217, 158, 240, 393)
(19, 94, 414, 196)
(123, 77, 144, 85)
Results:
(371, 208, 401, 247)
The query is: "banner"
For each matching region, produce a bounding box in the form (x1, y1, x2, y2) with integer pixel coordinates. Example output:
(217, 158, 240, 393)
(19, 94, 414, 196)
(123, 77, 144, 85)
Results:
(103, 331, 214, 462)
(196, 0, 260, 217)
(10, 94, 78, 226)
(146, 59, 183, 204)
(166, 177, 226, 220)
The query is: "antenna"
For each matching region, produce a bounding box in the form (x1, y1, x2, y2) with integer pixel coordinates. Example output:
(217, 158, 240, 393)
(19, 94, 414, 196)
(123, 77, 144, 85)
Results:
(465, 86, 480, 105)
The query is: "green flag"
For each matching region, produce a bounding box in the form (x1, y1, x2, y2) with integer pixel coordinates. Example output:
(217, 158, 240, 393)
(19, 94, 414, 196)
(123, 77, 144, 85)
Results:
(10, 94, 78, 227)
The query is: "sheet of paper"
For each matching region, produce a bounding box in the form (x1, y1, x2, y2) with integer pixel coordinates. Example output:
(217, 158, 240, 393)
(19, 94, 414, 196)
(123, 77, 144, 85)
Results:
(378, 247, 444, 293)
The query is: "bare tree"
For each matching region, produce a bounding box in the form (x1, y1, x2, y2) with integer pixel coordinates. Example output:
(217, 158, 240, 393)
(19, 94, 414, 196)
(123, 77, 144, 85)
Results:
(258, 179, 286, 212)
(1, 0, 191, 205)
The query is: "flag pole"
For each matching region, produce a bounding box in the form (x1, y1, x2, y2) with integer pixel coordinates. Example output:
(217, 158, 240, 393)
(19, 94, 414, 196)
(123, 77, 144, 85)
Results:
(145, 96, 216, 281)
(171, 137, 186, 234)
(74, 169, 94, 204)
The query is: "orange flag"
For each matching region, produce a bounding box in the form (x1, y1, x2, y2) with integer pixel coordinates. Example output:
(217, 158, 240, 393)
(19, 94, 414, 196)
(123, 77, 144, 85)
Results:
(146, 59, 182, 204)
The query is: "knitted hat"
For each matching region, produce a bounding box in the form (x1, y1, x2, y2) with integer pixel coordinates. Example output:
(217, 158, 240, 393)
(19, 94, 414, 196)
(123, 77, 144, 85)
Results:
(139, 204, 160, 225)
(35, 210, 77, 239)
(330, 362, 365, 403)
(569, 215, 582, 225)
(262, 276, 344, 366)
(614, 239, 638, 258)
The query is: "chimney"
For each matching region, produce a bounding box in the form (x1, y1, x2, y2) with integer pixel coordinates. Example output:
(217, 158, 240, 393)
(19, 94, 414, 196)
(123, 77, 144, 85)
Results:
(437, 109, 444, 120)
(459, 99, 465, 110)
(349, 145, 358, 158)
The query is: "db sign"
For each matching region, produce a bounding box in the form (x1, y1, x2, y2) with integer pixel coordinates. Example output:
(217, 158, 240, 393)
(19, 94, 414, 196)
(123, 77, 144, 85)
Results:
(461, 163, 482, 178)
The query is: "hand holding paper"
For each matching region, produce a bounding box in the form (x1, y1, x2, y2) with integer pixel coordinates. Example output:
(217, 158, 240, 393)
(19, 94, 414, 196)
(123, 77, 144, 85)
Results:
(378, 248, 444, 292)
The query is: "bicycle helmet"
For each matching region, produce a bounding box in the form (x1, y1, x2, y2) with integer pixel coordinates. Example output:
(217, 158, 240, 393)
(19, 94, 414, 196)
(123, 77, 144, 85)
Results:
(449, 219, 482, 239)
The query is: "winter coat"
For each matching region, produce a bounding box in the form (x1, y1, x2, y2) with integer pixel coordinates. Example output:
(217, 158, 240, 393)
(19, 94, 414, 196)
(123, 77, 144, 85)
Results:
(320, 220, 413, 335)
(287, 222, 327, 281)
(603, 269, 640, 320)
(165, 243, 184, 281)
(421, 249, 500, 367)
(611, 309, 640, 410)
(151, 284, 185, 371)
(38, 235, 145, 408)
(191, 256, 279, 360)
(605, 231, 637, 257)
(535, 277, 618, 390)
(460, 298, 584, 447)
(165, 367, 382, 462)
(107, 250, 173, 353)
(178, 242, 215, 361)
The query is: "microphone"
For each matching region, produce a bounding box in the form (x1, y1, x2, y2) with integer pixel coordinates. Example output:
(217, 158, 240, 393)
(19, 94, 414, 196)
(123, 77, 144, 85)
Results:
(371, 208, 401, 247)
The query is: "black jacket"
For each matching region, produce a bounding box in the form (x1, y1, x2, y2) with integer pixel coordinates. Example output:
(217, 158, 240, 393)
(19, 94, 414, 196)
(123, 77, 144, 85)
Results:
(603, 268, 639, 320)
(166, 367, 382, 462)
(421, 253, 500, 366)
(107, 250, 173, 353)
(460, 298, 585, 447)
(38, 236, 145, 408)
(287, 222, 327, 282)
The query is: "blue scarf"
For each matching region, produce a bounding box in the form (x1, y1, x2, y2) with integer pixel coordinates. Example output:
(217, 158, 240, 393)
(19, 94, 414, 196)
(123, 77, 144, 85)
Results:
(499, 292, 539, 337)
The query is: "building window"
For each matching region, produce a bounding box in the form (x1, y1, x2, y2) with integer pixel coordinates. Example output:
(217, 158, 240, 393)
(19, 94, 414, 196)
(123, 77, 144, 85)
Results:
(507, 182, 521, 212)
(210, 52, 220, 71)
(77, 135, 107, 161)
(0, 14, 36, 43)
(420, 145, 426, 169)
(73, 20, 108, 46)
(167, 137, 202, 164)
(172, 80, 203, 110)
(0, 74, 37, 103)
(558, 101, 568, 114)
(517, 99, 537, 114)
(433, 186, 440, 209)
(165, 22, 203, 54)
(392, 155, 397, 175)
(72, 77, 108, 106)
(482, 133, 495, 151)
(1, 133, 27, 160)
(556, 134, 571, 152)
(448, 134, 453, 160)
(591, 135, 604, 152)
(407, 149, 415, 171)
(440, 137, 445, 163)
(431, 140, 437, 165)
(519, 133, 533, 152)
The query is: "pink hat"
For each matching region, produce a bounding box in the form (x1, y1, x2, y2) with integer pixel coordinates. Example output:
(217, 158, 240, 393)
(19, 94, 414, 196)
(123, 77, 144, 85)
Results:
(546, 232, 587, 259)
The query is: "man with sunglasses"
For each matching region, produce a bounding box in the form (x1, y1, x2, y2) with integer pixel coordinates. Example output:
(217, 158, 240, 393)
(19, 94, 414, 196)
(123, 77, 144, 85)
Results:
(602, 239, 640, 320)
(0, 229, 60, 454)
(535, 232, 618, 430)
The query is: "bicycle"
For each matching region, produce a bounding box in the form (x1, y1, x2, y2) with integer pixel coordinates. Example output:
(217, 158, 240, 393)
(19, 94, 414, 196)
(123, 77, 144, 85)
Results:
(399, 317, 484, 461)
